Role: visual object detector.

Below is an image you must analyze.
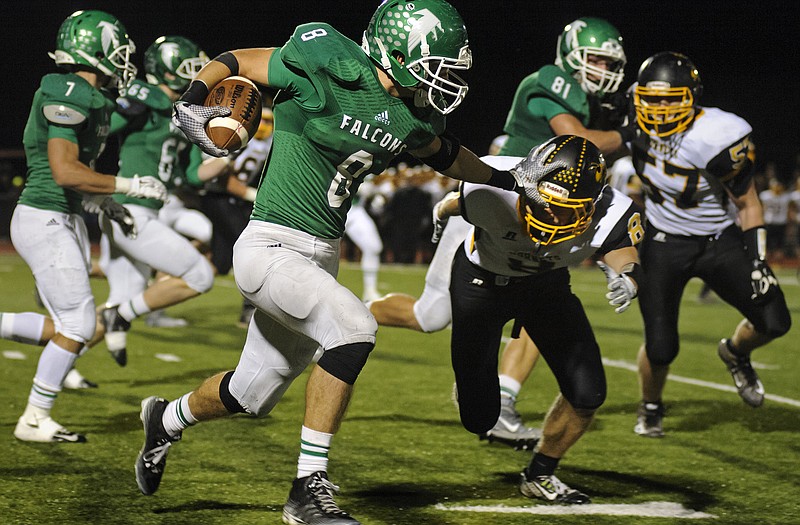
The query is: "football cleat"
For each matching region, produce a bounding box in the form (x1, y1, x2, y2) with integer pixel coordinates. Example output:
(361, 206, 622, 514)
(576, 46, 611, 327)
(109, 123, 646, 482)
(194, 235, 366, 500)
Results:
(519, 472, 591, 504)
(100, 304, 131, 367)
(718, 339, 764, 407)
(145, 310, 188, 328)
(479, 396, 541, 450)
(14, 407, 86, 443)
(62, 368, 98, 390)
(282, 471, 360, 525)
(135, 396, 181, 495)
(634, 401, 665, 438)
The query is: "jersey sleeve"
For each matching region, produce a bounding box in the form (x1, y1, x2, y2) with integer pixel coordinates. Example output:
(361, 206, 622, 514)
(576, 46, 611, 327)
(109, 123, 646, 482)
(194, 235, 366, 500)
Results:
(39, 74, 93, 141)
(706, 134, 756, 197)
(533, 65, 589, 117)
(183, 146, 205, 187)
(596, 187, 645, 254)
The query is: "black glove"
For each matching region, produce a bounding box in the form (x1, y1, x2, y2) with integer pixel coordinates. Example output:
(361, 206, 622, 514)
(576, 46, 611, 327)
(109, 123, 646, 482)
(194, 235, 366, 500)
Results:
(598, 91, 629, 129)
(743, 227, 779, 303)
(84, 196, 137, 239)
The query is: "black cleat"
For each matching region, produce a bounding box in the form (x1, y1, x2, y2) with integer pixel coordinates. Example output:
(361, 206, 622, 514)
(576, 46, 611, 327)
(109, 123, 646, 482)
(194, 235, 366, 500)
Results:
(135, 396, 181, 495)
(100, 304, 131, 367)
(634, 401, 665, 438)
(282, 471, 360, 524)
(718, 339, 764, 407)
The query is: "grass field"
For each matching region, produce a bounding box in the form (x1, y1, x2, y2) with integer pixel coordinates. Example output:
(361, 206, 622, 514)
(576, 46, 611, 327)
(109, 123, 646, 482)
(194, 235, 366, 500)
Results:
(1, 252, 799, 525)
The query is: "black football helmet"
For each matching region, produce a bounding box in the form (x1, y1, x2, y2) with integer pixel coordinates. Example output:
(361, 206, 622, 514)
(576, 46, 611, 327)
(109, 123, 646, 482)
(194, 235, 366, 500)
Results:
(633, 51, 702, 137)
(519, 135, 608, 245)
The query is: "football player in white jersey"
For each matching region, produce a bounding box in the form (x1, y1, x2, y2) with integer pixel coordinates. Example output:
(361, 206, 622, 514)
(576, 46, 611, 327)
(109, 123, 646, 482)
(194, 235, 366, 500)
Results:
(443, 135, 642, 503)
(626, 52, 791, 437)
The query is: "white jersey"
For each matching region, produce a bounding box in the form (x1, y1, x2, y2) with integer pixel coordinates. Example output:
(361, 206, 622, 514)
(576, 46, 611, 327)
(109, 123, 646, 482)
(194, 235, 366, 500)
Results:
(759, 189, 791, 226)
(632, 107, 753, 236)
(460, 156, 641, 278)
(233, 135, 272, 187)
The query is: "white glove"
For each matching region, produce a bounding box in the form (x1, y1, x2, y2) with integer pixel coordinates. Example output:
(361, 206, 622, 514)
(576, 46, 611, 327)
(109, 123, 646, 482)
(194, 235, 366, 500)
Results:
(172, 100, 231, 157)
(115, 175, 168, 201)
(431, 191, 459, 243)
(597, 261, 637, 313)
(511, 141, 571, 206)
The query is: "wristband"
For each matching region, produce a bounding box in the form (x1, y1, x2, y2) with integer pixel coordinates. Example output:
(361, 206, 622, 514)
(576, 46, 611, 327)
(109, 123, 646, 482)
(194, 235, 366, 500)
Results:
(743, 227, 767, 261)
(180, 80, 210, 105)
(486, 168, 517, 191)
(419, 132, 461, 172)
(214, 52, 240, 76)
(243, 187, 258, 203)
(114, 176, 131, 195)
(619, 262, 643, 289)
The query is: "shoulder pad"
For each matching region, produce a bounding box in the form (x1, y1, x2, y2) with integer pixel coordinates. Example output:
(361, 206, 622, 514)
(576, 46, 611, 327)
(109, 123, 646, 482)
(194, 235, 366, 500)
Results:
(42, 103, 87, 125)
(283, 23, 364, 84)
(119, 79, 171, 112)
(532, 65, 588, 115)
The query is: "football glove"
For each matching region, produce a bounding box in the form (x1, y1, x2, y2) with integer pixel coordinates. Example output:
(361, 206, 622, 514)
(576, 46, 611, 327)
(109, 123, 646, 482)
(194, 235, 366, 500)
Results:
(597, 261, 638, 313)
(115, 175, 168, 201)
(172, 100, 231, 157)
(511, 142, 570, 206)
(82, 196, 137, 239)
(431, 191, 459, 243)
(750, 259, 779, 303)
(742, 226, 780, 303)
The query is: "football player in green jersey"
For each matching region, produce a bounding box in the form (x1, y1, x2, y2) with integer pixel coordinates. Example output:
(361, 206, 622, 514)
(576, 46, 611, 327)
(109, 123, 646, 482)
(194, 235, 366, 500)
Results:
(97, 35, 231, 367)
(134, 1, 532, 522)
(7, 10, 167, 444)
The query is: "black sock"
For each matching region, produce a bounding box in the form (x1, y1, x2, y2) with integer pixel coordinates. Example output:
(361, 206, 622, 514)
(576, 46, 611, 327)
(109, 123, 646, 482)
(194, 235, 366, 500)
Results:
(526, 452, 560, 479)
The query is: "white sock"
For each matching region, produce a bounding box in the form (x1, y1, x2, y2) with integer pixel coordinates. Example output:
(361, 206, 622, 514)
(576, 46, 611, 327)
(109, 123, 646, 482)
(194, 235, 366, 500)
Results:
(162, 393, 197, 437)
(29, 341, 78, 409)
(118, 294, 151, 322)
(0, 312, 46, 345)
(297, 426, 333, 478)
(498, 374, 521, 399)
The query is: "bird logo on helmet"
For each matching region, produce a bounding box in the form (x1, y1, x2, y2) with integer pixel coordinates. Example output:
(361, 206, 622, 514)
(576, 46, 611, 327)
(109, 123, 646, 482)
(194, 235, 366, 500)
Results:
(362, 0, 472, 115)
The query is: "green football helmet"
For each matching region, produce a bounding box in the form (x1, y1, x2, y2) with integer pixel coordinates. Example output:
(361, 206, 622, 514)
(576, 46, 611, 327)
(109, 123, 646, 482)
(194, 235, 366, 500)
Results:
(50, 10, 136, 90)
(144, 36, 209, 93)
(362, 0, 472, 115)
(555, 17, 626, 96)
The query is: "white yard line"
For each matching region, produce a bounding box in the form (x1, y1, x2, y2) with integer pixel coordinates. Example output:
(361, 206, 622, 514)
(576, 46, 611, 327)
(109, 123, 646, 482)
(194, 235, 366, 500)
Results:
(435, 501, 716, 519)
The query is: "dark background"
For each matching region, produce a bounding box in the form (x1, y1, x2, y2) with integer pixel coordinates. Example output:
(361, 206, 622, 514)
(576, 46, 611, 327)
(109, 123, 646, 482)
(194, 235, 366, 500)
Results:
(2, 0, 798, 176)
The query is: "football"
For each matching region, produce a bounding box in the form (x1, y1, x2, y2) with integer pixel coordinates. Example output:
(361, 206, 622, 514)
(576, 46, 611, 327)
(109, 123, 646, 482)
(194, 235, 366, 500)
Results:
(204, 76, 263, 152)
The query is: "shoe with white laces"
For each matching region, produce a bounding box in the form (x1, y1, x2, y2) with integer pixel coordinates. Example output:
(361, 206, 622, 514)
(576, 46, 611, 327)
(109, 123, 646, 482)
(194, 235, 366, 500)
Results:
(14, 405, 86, 443)
(100, 304, 130, 367)
(479, 396, 541, 450)
(63, 368, 98, 390)
(519, 472, 591, 504)
(718, 339, 764, 407)
(145, 310, 188, 328)
(135, 396, 181, 495)
(634, 401, 665, 438)
(282, 471, 360, 524)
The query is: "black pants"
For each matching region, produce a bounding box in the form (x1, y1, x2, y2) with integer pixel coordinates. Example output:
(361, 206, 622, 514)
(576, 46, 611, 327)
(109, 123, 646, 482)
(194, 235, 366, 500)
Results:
(449, 247, 606, 434)
(638, 225, 791, 366)
(200, 193, 252, 276)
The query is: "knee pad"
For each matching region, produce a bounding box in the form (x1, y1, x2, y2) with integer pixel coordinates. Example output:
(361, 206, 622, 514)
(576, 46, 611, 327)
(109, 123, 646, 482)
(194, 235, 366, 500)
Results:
(219, 370, 248, 414)
(59, 298, 97, 344)
(413, 285, 452, 333)
(316, 342, 374, 385)
(644, 338, 679, 367)
(182, 256, 215, 293)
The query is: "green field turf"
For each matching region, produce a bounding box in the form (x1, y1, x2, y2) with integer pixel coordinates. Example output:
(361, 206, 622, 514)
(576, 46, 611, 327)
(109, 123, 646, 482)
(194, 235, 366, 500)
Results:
(1, 252, 799, 525)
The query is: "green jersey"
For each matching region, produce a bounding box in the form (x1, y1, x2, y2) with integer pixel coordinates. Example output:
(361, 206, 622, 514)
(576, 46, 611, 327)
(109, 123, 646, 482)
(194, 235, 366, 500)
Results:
(500, 65, 590, 156)
(19, 73, 114, 214)
(112, 79, 203, 209)
(253, 23, 445, 239)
